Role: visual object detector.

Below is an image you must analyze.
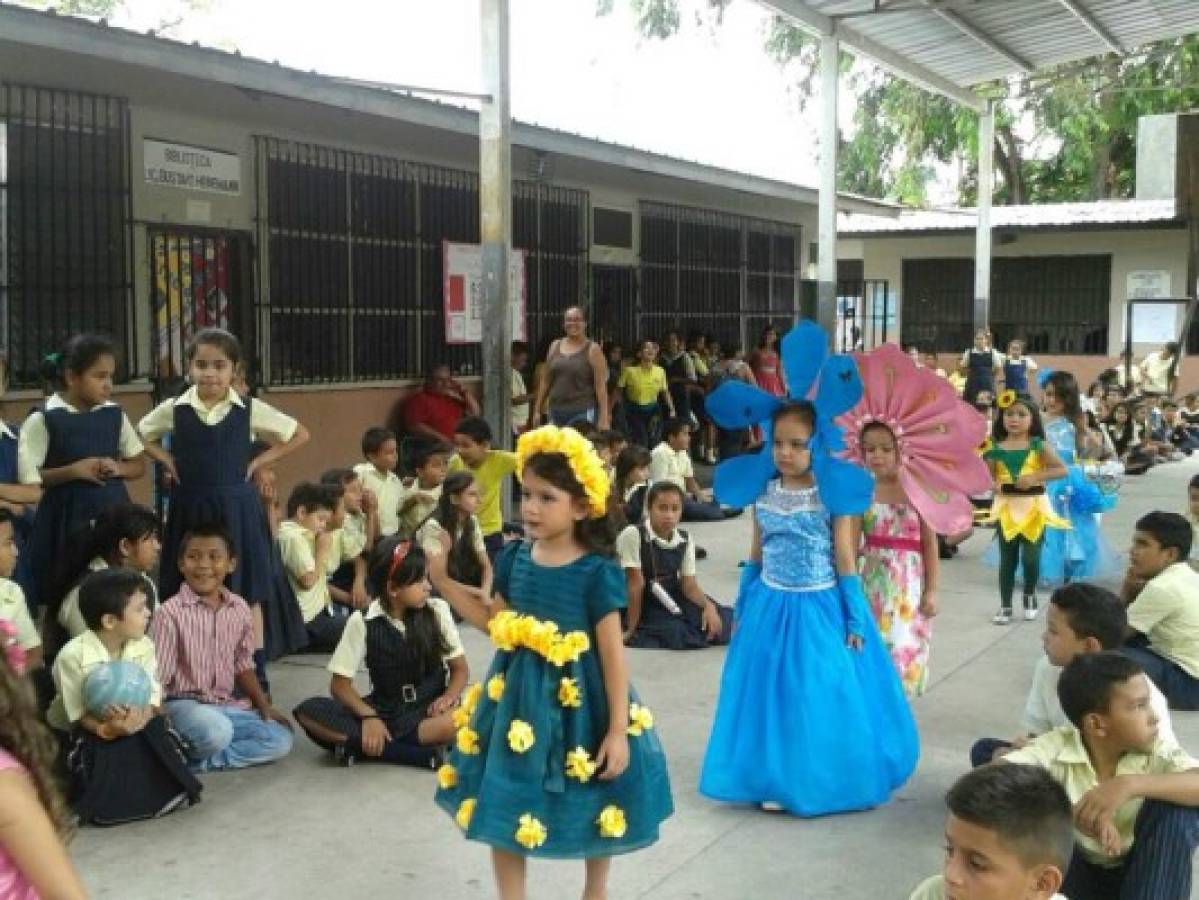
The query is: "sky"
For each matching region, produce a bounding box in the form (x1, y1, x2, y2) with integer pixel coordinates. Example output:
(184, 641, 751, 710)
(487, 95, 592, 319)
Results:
(107, 0, 849, 188)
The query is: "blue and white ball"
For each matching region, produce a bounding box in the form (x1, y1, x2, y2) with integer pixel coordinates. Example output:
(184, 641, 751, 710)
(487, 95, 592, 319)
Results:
(83, 660, 152, 715)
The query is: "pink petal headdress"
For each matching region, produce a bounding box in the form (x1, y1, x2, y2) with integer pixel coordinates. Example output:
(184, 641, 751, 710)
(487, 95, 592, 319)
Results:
(837, 343, 990, 534)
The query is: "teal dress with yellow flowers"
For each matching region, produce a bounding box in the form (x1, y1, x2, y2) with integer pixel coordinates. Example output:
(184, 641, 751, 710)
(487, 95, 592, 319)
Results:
(435, 541, 674, 858)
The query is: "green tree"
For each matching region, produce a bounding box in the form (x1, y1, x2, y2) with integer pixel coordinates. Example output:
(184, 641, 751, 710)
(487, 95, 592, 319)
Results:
(600, 0, 1199, 205)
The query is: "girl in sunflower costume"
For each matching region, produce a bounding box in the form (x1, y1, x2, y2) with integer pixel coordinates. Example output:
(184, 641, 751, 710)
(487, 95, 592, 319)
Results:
(982, 390, 1069, 625)
(434, 425, 673, 899)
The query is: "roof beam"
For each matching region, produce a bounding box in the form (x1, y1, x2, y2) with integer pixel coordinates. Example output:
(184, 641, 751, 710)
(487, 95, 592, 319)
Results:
(922, 2, 1035, 74)
(1056, 0, 1123, 54)
(755, 0, 986, 110)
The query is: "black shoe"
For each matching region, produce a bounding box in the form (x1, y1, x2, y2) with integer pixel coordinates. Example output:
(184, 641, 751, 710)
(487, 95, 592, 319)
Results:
(333, 742, 356, 768)
(696, 546, 709, 560)
(722, 507, 743, 519)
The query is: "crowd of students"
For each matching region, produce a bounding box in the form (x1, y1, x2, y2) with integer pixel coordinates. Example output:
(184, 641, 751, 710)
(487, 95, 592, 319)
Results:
(2, 319, 1199, 898)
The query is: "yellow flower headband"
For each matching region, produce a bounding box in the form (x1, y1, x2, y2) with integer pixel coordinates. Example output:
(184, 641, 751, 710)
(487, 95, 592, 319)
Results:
(996, 389, 1018, 409)
(515, 425, 610, 518)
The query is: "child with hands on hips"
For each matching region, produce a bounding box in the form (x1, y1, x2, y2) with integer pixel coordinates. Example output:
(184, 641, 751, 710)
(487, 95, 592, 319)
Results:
(433, 425, 672, 900)
(293, 536, 467, 767)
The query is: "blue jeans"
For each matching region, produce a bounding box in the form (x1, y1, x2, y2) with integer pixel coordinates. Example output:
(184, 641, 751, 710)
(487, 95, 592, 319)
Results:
(548, 407, 595, 428)
(166, 699, 293, 773)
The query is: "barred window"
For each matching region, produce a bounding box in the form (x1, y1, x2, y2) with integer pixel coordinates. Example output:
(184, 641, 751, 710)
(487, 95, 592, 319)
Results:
(1, 85, 132, 387)
(258, 138, 587, 385)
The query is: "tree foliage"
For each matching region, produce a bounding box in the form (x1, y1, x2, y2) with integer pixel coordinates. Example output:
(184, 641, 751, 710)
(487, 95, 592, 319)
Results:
(601, 0, 1199, 205)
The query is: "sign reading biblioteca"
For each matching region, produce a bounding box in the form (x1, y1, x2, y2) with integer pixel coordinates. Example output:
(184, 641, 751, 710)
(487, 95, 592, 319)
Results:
(144, 139, 241, 196)
(442, 241, 527, 344)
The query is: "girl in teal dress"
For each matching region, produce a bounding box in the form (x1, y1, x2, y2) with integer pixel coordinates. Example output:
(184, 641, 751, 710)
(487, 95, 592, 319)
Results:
(434, 425, 672, 900)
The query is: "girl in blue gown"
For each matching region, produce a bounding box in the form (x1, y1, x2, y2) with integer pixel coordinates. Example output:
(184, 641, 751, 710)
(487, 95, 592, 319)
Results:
(434, 426, 672, 898)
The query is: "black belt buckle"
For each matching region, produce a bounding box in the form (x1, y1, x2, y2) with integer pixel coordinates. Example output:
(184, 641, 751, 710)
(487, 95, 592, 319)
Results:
(402, 684, 417, 703)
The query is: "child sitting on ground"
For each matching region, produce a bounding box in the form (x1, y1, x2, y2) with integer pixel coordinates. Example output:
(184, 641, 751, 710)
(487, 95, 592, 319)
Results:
(278, 482, 347, 653)
(354, 427, 403, 538)
(617, 481, 731, 649)
(398, 442, 449, 538)
(649, 418, 736, 522)
(1187, 474, 1199, 567)
(449, 416, 517, 560)
(970, 583, 1176, 767)
(321, 468, 375, 611)
(1121, 511, 1199, 709)
(612, 445, 652, 527)
(1005, 652, 1199, 899)
(908, 764, 1072, 900)
(151, 524, 293, 773)
(417, 471, 492, 610)
(0, 508, 41, 675)
(293, 537, 466, 767)
(48, 568, 200, 824)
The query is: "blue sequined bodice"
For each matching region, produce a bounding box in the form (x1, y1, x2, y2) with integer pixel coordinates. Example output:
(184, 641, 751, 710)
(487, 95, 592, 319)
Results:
(755, 480, 837, 590)
(1046, 417, 1077, 465)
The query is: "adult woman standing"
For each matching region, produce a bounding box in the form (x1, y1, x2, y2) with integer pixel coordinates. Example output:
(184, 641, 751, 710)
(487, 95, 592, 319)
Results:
(1140, 341, 1182, 398)
(532, 306, 610, 430)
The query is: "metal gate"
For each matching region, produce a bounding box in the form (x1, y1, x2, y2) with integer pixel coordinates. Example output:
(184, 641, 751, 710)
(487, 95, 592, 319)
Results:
(590, 265, 637, 351)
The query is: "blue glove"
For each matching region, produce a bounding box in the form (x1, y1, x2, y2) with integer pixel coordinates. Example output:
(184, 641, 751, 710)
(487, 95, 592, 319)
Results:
(734, 561, 762, 623)
(837, 573, 870, 640)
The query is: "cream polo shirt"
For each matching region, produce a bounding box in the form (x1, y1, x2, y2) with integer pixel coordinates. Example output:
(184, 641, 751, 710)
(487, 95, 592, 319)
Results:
(57, 557, 110, 639)
(0, 578, 38, 651)
(649, 442, 694, 490)
(1006, 722, 1199, 867)
(909, 875, 1064, 900)
(354, 463, 404, 537)
(1141, 350, 1180, 394)
(416, 516, 486, 559)
(137, 386, 298, 443)
(278, 520, 334, 623)
(47, 629, 161, 732)
(1127, 563, 1199, 677)
(616, 524, 697, 577)
(327, 598, 464, 678)
(398, 479, 442, 537)
(17, 395, 144, 485)
(336, 511, 368, 563)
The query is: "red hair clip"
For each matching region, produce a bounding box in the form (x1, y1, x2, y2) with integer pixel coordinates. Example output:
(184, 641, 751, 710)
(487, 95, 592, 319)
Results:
(387, 539, 412, 582)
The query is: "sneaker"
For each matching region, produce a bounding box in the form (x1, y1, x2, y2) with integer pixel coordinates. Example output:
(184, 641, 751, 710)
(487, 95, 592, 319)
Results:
(333, 742, 356, 768)
(696, 546, 709, 560)
(992, 608, 1012, 626)
(1023, 595, 1039, 621)
(705, 452, 718, 465)
(760, 801, 784, 812)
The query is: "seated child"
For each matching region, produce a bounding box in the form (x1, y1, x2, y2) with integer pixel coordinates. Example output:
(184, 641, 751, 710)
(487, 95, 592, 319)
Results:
(321, 468, 375, 610)
(1188, 474, 1199, 568)
(1163, 401, 1199, 455)
(1006, 653, 1199, 900)
(909, 763, 1072, 900)
(1121, 511, 1199, 709)
(278, 483, 347, 653)
(294, 536, 466, 767)
(617, 481, 732, 649)
(649, 418, 736, 522)
(0, 508, 41, 674)
(417, 471, 492, 609)
(151, 524, 293, 773)
(48, 568, 201, 824)
(612, 445, 652, 527)
(43, 503, 161, 656)
(449, 416, 517, 559)
(590, 429, 627, 483)
(353, 427, 403, 538)
(398, 441, 449, 538)
(970, 583, 1176, 767)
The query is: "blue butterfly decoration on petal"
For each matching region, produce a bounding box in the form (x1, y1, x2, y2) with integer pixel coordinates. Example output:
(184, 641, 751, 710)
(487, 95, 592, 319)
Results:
(707, 320, 873, 515)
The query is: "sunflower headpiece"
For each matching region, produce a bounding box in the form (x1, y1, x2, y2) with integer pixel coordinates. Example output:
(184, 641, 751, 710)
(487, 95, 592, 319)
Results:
(996, 389, 1018, 409)
(515, 425, 610, 518)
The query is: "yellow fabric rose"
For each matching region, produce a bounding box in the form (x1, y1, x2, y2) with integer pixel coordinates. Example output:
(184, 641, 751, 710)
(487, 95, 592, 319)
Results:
(514, 813, 548, 850)
(565, 631, 590, 656)
(452, 706, 471, 729)
(507, 719, 536, 754)
(455, 798, 476, 830)
(436, 763, 458, 789)
(462, 681, 483, 713)
(489, 611, 519, 652)
(558, 676, 582, 708)
(486, 673, 506, 702)
(596, 805, 627, 839)
(627, 702, 654, 737)
(456, 726, 481, 755)
(564, 746, 597, 783)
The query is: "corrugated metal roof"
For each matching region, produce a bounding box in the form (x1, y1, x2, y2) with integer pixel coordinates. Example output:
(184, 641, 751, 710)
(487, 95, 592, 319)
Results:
(839, 197, 1182, 234)
(762, 1, 1199, 102)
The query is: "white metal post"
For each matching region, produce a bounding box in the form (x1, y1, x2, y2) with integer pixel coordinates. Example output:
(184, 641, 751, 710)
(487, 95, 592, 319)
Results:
(974, 99, 995, 333)
(817, 31, 840, 343)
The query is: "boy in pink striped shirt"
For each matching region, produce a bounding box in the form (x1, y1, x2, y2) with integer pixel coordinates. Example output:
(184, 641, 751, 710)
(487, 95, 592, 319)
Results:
(152, 523, 293, 773)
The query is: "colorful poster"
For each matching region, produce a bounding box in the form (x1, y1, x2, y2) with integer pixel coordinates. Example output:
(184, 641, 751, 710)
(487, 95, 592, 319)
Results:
(152, 233, 230, 379)
(442, 241, 527, 344)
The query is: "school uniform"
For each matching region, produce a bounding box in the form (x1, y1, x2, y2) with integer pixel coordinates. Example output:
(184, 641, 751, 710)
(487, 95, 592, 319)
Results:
(1001, 354, 1037, 393)
(293, 597, 463, 766)
(20, 396, 143, 611)
(416, 516, 486, 591)
(1122, 563, 1199, 709)
(139, 386, 307, 659)
(354, 463, 404, 537)
(0, 421, 36, 606)
(959, 347, 1003, 403)
(397, 479, 441, 538)
(616, 523, 731, 649)
(328, 510, 369, 595)
(909, 875, 1065, 900)
(49, 629, 200, 824)
(0, 577, 39, 653)
(619, 364, 669, 448)
(448, 450, 517, 556)
(1008, 726, 1199, 899)
(649, 442, 724, 521)
(53, 559, 161, 645)
(278, 520, 349, 653)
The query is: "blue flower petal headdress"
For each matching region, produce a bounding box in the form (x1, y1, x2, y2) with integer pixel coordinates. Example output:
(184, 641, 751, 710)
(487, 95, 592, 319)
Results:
(706, 320, 873, 515)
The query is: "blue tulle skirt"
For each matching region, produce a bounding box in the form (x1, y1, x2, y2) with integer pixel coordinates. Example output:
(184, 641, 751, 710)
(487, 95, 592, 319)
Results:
(699, 578, 919, 817)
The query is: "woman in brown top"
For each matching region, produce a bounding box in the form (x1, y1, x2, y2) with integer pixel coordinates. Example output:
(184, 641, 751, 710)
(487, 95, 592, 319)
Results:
(532, 306, 610, 429)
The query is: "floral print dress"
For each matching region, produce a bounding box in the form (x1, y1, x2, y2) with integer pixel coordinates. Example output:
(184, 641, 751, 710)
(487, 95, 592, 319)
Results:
(860, 502, 930, 698)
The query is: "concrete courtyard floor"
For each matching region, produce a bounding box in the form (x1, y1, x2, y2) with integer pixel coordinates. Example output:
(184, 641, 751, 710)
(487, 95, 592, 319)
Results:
(74, 457, 1199, 899)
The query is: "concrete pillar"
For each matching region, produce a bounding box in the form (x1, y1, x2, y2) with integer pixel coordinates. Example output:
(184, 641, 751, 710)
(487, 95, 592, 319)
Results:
(817, 31, 840, 343)
(974, 99, 994, 332)
(480, 0, 513, 447)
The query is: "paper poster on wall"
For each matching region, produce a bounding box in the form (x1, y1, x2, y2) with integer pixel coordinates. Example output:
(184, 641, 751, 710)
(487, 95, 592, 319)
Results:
(1127, 269, 1171, 299)
(442, 242, 527, 344)
(1130, 302, 1182, 345)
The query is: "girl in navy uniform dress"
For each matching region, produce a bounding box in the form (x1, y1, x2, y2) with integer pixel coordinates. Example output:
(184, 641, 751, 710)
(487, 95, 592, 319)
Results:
(138, 328, 309, 667)
(0, 354, 40, 608)
(18, 335, 146, 612)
